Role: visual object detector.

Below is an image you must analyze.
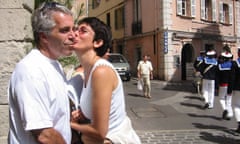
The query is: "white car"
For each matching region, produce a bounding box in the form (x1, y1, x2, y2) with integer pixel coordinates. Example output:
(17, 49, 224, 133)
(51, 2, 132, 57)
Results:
(108, 53, 131, 81)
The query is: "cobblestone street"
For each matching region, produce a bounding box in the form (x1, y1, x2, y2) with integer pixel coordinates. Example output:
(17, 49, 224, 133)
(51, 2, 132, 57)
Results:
(137, 129, 240, 144)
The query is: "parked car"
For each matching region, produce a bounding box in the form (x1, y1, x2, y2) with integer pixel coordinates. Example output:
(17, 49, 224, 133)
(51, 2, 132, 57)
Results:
(108, 53, 131, 81)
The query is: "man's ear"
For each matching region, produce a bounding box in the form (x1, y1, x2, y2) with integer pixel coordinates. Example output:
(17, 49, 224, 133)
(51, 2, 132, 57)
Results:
(93, 39, 103, 48)
(39, 32, 48, 44)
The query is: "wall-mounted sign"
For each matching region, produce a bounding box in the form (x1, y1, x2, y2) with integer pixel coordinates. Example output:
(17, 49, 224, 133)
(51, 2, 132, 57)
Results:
(164, 31, 168, 54)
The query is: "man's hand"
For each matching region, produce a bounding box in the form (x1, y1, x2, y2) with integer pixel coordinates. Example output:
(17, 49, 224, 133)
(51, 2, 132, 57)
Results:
(150, 72, 153, 80)
(137, 72, 141, 79)
(31, 128, 66, 144)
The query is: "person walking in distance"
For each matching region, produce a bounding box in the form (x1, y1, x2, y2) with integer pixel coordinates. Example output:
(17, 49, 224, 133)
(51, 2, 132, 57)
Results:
(193, 50, 205, 95)
(193, 50, 205, 73)
(217, 49, 234, 120)
(137, 55, 153, 98)
(231, 47, 240, 132)
(8, 2, 77, 144)
(199, 49, 218, 109)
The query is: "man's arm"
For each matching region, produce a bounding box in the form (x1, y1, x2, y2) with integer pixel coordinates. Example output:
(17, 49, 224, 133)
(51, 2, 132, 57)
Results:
(137, 62, 141, 78)
(150, 70, 153, 80)
(149, 62, 153, 79)
(31, 128, 66, 144)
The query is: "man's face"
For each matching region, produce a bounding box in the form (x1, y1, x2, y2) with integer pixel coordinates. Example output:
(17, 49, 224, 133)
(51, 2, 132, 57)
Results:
(143, 56, 148, 61)
(45, 12, 76, 59)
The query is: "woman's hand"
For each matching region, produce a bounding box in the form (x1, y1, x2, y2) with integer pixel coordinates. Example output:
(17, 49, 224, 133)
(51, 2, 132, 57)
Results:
(71, 109, 88, 123)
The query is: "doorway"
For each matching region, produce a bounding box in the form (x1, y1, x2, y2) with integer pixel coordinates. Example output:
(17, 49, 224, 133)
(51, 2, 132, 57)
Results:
(181, 43, 194, 80)
(134, 47, 142, 76)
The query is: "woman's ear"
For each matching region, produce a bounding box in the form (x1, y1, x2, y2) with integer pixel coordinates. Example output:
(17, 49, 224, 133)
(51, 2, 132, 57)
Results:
(93, 39, 103, 49)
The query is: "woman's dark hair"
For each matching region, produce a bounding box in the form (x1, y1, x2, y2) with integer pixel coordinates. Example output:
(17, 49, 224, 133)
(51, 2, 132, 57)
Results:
(78, 17, 112, 57)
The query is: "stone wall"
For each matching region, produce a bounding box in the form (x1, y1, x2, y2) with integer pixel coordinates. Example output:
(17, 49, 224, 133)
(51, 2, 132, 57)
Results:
(0, 0, 34, 104)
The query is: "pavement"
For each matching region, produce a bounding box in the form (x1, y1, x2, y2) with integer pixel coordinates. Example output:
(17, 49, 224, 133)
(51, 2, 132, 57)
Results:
(124, 78, 240, 144)
(1, 78, 240, 143)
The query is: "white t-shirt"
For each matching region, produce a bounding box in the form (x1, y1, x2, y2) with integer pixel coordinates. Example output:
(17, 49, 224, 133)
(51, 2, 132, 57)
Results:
(80, 59, 126, 133)
(137, 60, 153, 75)
(8, 49, 71, 144)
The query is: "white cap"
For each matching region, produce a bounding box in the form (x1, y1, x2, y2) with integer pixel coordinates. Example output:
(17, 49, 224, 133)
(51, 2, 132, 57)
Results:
(221, 51, 232, 58)
(206, 50, 216, 56)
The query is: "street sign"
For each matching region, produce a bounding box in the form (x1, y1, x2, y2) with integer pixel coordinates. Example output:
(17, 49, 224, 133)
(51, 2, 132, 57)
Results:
(164, 31, 168, 54)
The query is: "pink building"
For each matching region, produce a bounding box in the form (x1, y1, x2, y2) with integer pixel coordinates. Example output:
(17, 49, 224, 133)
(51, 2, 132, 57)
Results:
(89, 0, 240, 81)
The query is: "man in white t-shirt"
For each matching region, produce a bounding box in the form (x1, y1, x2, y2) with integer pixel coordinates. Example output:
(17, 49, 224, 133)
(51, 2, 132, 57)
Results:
(137, 55, 153, 98)
(8, 2, 77, 144)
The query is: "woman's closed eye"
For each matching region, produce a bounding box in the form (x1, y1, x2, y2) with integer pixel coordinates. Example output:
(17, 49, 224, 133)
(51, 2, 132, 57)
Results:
(78, 27, 89, 34)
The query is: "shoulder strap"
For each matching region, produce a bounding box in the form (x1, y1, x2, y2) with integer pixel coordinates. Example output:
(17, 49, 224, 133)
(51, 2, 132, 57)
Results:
(196, 61, 203, 67)
(203, 65, 213, 74)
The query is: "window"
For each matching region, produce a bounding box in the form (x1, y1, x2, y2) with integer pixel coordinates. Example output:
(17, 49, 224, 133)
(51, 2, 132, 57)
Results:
(92, 0, 100, 9)
(132, 0, 142, 35)
(133, 0, 141, 22)
(182, 0, 187, 16)
(219, 2, 233, 24)
(106, 13, 110, 27)
(177, 0, 196, 17)
(201, 0, 216, 21)
(115, 7, 124, 30)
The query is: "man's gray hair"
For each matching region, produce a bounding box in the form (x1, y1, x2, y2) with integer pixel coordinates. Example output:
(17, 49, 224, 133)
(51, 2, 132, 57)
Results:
(31, 2, 73, 45)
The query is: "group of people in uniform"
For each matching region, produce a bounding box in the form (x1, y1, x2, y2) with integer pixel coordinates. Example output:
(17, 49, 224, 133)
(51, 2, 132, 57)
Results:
(193, 45, 240, 133)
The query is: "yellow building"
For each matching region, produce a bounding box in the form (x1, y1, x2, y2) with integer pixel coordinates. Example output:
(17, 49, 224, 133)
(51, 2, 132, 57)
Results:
(88, 0, 125, 54)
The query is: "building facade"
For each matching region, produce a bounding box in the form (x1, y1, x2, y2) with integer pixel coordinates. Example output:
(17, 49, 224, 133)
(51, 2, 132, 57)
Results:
(89, 0, 240, 81)
(88, 0, 125, 52)
(168, 0, 240, 81)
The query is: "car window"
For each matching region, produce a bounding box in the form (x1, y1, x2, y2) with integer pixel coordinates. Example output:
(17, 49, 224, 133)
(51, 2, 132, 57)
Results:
(109, 55, 127, 63)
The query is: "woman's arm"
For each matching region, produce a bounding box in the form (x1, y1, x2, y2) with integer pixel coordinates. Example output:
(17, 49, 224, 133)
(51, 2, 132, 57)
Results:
(71, 65, 117, 141)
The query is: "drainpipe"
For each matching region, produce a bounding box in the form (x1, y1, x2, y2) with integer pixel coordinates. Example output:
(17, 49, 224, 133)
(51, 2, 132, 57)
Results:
(233, 0, 236, 37)
(154, 0, 157, 79)
(86, 0, 89, 17)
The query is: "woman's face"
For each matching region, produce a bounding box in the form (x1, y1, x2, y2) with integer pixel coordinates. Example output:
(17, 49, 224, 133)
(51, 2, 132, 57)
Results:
(72, 23, 95, 52)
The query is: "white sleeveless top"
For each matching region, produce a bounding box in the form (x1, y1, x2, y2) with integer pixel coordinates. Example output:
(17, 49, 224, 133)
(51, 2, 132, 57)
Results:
(80, 59, 126, 133)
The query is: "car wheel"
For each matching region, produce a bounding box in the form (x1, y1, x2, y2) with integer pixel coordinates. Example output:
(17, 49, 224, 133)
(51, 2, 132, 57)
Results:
(126, 76, 131, 81)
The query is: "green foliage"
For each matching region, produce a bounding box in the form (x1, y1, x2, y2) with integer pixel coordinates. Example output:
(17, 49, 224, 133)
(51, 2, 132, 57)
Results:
(58, 55, 79, 67)
(35, 0, 50, 9)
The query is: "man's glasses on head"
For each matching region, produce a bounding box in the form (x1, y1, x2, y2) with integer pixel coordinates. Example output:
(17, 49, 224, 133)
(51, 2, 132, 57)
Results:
(39, 1, 64, 12)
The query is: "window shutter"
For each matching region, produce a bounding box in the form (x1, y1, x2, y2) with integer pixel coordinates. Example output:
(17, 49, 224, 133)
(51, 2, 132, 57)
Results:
(219, 2, 224, 23)
(191, 0, 196, 17)
(201, 0, 206, 19)
(229, 4, 233, 24)
(177, 0, 182, 15)
(212, 0, 216, 21)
